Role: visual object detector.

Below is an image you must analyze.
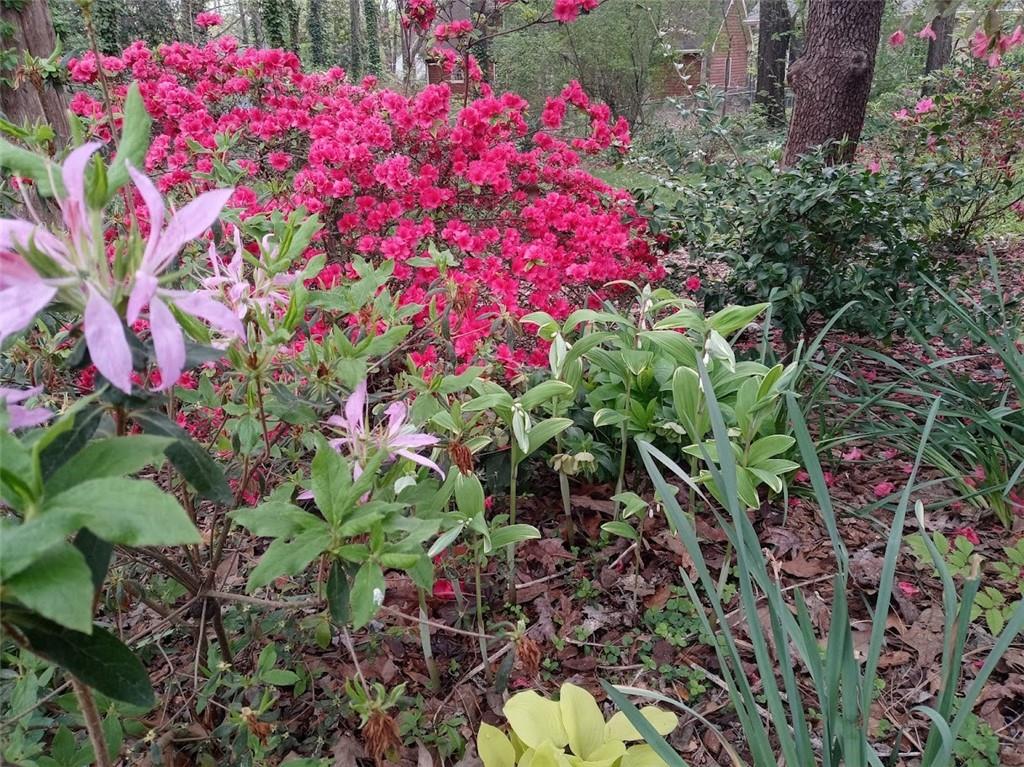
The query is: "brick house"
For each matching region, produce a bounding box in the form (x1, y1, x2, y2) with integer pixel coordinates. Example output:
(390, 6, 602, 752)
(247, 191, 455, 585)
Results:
(653, 0, 753, 99)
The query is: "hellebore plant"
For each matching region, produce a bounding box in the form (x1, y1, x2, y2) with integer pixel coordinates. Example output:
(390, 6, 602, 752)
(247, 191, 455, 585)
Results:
(477, 682, 677, 767)
(1, 142, 243, 393)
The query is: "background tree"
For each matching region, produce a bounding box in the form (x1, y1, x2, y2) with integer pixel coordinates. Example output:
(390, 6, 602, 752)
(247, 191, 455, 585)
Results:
(924, 3, 956, 75)
(0, 0, 70, 145)
(783, 0, 884, 165)
(286, 0, 301, 52)
(364, 0, 381, 74)
(308, 0, 327, 66)
(349, 0, 362, 78)
(262, 0, 287, 47)
(180, 0, 205, 42)
(754, 0, 792, 127)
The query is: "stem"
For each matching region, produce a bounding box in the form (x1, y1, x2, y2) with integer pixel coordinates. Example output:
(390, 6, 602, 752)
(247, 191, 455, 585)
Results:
(70, 678, 112, 767)
(475, 552, 489, 681)
(253, 374, 272, 455)
(506, 446, 519, 596)
(417, 589, 441, 692)
(615, 379, 632, 505)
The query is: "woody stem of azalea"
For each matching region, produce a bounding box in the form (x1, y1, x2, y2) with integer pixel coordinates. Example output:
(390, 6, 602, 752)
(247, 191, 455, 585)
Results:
(70, 678, 112, 767)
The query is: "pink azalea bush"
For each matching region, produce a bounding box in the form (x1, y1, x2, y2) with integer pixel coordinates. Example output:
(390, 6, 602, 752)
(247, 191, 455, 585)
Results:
(67, 38, 661, 370)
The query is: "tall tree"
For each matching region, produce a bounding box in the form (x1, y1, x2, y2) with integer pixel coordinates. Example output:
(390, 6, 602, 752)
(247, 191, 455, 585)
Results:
(262, 0, 287, 47)
(924, 8, 955, 75)
(180, 0, 205, 42)
(286, 0, 301, 53)
(783, 0, 884, 166)
(349, 0, 362, 79)
(308, 0, 327, 66)
(754, 0, 792, 127)
(0, 0, 70, 146)
(363, 0, 381, 75)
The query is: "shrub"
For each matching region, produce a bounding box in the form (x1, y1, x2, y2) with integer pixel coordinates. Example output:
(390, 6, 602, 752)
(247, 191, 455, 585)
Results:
(63, 39, 662, 369)
(867, 57, 1024, 249)
(641, 151, 931, 344)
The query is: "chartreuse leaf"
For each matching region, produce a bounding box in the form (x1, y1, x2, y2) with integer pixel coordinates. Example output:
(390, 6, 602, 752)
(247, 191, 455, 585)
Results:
(524, 740, 572, 767)
(605, 708, 678, 742)
(477, 723, 516, 767)
(559, 683, 606, 759)
(504, 690, 569, 749)
(621, 745, 668, 767)
(9, 610, 154, 707)
(41, 478, 201, 547)
(4, 542, 94, 632)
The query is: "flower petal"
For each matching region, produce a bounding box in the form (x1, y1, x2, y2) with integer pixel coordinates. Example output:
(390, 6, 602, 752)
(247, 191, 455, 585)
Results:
(395, 449, 445, 479)
(84, 286, 133, 393)
(153, 187, 234, 271)
(127, 163, 166, 268)
(150, 296, 186, 391)
(126, 270, 158, 324)
(61, 142, 103, 205)
(384, 401, 407, 437)
(163, 290, 245, 339)
(345, 381, 367, 434)
(0, 282, 56, 344)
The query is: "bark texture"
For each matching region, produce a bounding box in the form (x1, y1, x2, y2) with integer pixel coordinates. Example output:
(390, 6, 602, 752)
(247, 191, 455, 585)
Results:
(924, 12, 955, 75)
(0, 0, 70, 147)
(783, 0, 883, 166)
(754, 0, 793, 127)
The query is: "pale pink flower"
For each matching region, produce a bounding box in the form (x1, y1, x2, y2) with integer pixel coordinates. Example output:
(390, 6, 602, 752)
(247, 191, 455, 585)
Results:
(0, 386, 51, 430)
(971, 29, 990, 59)
(867, 160, 881, 174)
(897, 581, 919, 597)
(326, 381, 444, 478)
(893, 108, 910, 121)
(889, 29, 906, 47)
(917, 23, 936, 41)
(202, 230, 295, 327)
(842, 446, 864, 461)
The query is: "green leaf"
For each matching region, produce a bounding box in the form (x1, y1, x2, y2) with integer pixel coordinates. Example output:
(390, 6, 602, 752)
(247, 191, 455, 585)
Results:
(601, 521, 639, 540)
(133, 412, 232, 503)
(46, 436, 172, 495)
(4, 542, 94, 632)
(311, 444, 350, 526)
(0, 137, 64, 196)
(231, 502, 322, 538)
(488, 524, 541, 550)
(107, 83, 152, 194)
(525, 418, 573, 457)
(707, 303, 768, 336)
(73, 528, 113, 592)
(454, 472, 485, 516)
(38, 406, 103, 481)
(246, 528, 328, 590)
(326, 559, 351, 624)
(504, 690, 568, 749)
(261, 669, 300, 686)
(350, 562, 385, 629)
(11, 611, 154, 707)
(42, 477, 201, 547)
(593, 408, 627, 428)
(746, 435, 796, 466)
(520, 380, 575, 411)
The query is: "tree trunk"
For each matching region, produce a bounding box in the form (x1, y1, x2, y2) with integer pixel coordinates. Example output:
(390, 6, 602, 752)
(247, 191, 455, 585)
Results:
(754, 0, 792, 127)
(286, 0, 301, 53)
(308, 0, 326, 66)
(0, 0, 70, 148)
(783, 0, 883, 166)
(924, 12, 954, 75)
(349, 0, 362, 80)
(364, 0, 381, 75)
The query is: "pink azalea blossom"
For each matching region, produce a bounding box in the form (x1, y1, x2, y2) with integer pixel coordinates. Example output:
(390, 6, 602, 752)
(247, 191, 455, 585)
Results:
(842, 446, 864, 461)
(873, 480, 896, 498)
(889, 29, 906, 47)
(897, 581, 919, 597)
(867, 159, 882, 174)
(685, 275, 701, 292)
(953, 526, 980, 545)
(194, 11, 223, 27)
(893, 108, 910, 121)
(915, 97, 935, 114)
(917, 23, 937, 41)
(971, 29, 990, 58)
(0, 386, 52, 430)
(202, 230, 295, 328)
(326, 381, 444, 478)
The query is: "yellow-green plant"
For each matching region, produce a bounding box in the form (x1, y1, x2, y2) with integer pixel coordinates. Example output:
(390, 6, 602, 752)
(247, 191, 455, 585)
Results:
(477, 683, 677, 767)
